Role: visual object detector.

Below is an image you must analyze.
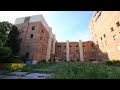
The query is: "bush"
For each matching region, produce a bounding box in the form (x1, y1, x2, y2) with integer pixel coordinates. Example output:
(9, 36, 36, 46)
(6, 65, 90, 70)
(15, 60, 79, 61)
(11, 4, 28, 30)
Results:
(0, 47, 12, 63)
(105, 60, 120, 67)
(3, 63, 25, 71)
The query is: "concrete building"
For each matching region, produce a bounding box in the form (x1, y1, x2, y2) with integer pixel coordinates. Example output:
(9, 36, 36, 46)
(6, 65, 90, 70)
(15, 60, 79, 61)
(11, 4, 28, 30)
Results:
(89, 11, 120, 61)
(15, 14, 105, 63)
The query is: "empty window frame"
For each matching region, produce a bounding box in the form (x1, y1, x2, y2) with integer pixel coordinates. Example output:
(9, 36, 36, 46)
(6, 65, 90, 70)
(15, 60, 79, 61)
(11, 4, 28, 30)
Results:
(111, 27, 114, 32)
(40, 37, 43, 41)
(91, 44, 93, 47)
(95, 11, 102, 22)
(30, 34, 33, 38)
(42, 29, 44, 33)
(103, 34, 106, 38)
(113, 35, 117, 40)
(32, 26, 35, 30)
(116, 21, 120, 27)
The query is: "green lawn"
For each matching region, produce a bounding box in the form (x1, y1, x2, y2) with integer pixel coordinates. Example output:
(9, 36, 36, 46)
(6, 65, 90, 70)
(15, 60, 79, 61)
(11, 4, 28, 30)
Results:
(2, 60, 120, 79)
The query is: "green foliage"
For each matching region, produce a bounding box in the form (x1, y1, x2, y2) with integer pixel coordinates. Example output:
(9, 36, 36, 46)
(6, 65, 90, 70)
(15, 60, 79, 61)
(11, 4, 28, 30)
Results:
(105, 60, 120, 67)
(52, 62, 120, 79)
(0, 47, 12, 62)
(0, 21, 11, 47)
(5, 25, 20, 55)
(8, 57, 24, 63)
(2, 61, 120, 79)
(0, 21, 20, 63)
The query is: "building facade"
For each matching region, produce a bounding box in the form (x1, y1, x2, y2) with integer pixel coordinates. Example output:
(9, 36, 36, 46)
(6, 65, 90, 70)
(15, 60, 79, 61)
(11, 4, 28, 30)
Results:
(89, 11, 120, 61)
(14, 14, 100, 63)
(15, 15, 56, 63)
(55, 40, 97, 62)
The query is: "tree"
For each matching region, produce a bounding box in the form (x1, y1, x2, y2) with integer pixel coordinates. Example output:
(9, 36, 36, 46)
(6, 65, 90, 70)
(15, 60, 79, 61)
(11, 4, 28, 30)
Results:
(0, 21, 12, 47)
(0, 21, 20, 63)
(6, 25, 20, 55)
(0, 21, 20, 56)
(0, 47, 12, 62)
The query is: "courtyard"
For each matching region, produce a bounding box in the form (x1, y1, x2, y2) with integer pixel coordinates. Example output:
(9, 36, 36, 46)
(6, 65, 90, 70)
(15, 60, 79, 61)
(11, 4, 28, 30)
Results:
(1, 61, 120, 79)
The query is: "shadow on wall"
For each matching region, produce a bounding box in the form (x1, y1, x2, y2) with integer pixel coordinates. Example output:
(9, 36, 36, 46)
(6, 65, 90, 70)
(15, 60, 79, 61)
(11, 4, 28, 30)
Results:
(82, 41, 109, 62)
(93, 42, 109, 62)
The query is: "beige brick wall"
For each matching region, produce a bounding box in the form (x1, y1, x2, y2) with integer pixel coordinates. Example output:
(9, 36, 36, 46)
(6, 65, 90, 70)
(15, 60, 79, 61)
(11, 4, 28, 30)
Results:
(89, 11, 120, 60)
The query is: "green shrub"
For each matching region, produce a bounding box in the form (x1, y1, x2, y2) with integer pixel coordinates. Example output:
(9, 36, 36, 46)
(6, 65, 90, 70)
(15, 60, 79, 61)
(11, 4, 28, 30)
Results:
(105, 60, 120, 67)
(0, 47, 12, 63)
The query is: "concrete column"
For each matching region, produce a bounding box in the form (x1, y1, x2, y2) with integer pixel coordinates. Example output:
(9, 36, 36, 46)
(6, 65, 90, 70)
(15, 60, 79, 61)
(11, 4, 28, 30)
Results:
(52, 34, 56, 54)
(66, 40, 69, 61)
(79, 40, 84, 62)
(46, 27, 53, 62)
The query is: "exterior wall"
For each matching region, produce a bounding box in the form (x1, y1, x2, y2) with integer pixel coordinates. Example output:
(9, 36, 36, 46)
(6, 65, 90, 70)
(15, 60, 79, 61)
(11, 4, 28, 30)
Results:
(69, 42, 79, 61)
(55, 41, 96, 62)
(89, 11, 120, 61)
(82, 41, 96, 62)
(55, 42, 66, 61)
(15, 15, 53, 62)
(15, 21, 49, 61)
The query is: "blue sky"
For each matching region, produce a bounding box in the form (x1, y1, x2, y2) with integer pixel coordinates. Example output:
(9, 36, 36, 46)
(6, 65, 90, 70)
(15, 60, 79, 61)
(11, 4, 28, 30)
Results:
(0, 11, 93, 42)
(44, 11, 93, 42)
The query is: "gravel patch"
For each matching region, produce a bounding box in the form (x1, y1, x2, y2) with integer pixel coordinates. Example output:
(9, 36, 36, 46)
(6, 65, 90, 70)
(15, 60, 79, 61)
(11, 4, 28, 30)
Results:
(0, 72, 53, 79)
(2, 76, 23, 79)
(10, 71, 28, 76)
(23, 73, 52, 79)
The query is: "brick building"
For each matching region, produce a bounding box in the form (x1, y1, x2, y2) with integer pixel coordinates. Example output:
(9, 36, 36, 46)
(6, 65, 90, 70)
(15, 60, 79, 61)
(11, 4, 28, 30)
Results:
(89, 11, 120, 61)
(14, 14, 100, 63)
(55, 40, 97, 62)
(14, 15, 56, 63)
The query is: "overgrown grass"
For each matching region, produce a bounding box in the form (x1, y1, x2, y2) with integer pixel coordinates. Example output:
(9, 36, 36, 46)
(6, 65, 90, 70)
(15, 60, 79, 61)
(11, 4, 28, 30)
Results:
(18, 61, 120, 79)
(20, 62, 56, 73)
(1, 60, 120, 79)
(52, 61, 120, 79)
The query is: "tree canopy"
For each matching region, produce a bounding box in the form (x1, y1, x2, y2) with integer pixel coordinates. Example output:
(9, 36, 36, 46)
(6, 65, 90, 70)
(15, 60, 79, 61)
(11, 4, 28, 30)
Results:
(0, 21, 20, 62)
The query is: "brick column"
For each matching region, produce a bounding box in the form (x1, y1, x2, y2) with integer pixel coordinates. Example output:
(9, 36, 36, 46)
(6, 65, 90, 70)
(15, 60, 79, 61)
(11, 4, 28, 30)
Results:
(66, 40, 69, 61)
(79, 40, 84, 62)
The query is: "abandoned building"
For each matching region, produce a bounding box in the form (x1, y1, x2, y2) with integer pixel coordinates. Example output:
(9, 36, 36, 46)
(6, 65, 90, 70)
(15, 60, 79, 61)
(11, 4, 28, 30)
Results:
(14, 11, 120, 63)
(89, 11, 120, 61)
